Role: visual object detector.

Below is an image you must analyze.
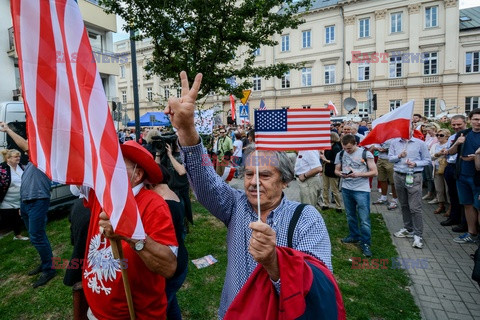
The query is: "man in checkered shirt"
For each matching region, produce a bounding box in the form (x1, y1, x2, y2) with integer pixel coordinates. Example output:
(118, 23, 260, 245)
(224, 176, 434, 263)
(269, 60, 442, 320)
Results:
(166, 72, 332, 319)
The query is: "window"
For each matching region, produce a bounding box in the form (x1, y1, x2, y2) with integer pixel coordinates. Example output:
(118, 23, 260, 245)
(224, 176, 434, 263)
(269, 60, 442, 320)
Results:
(88, 31, 103, 52)
(358, 62, 370, 81)
(466, 52, 480, 73)
(253, 48, 260, 56)
(423, 52, 438, 75)
(281, 71, 290, 88)
(391, 12, 402, 33)
(359, 18, 370, 38)
(389, 56, 402, 78)
(122, 90, 127, 104)
(120, 65, 125, 78)
(324, 65, 335, 84)
(424, 98, 436, 117)
(253, 75, 262, 91)
(147, 87, 153, 101)
(425, 6, 438, 28)
(302, 105, 311, 109)
(164, 86, 170, 99)
(358, 101, 370, 118)
(281, 34, 290, 52)
(302, 30, 311, 48)
(465, 97, 479, 115)
(281, 106, 290, 109)
(390, 100, 402, 111)
(325, 26, 335, 44)
(301, 67, 312, 87)
(176, 88, 182, 98)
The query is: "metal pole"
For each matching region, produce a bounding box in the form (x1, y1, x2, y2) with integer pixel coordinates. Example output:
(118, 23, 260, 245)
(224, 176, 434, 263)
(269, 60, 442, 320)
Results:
(130, 29, 141, 142)
(346, 61, 352, 98)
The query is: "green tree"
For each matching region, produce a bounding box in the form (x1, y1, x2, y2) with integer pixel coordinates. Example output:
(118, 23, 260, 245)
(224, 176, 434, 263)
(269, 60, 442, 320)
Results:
(101, 0, 312, 98)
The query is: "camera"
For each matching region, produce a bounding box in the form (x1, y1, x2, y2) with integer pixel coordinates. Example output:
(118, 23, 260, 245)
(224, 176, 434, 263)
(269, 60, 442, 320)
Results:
(150, 133, 177, 153)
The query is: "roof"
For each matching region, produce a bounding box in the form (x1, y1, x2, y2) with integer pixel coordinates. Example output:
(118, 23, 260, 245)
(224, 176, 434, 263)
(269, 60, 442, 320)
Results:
(460, 6, 480, 30)
(279, 0, 339, 14)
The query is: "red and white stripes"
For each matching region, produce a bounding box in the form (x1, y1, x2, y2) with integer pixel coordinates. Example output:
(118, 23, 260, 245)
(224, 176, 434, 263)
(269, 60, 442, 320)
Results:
(11, 0, 145, 239)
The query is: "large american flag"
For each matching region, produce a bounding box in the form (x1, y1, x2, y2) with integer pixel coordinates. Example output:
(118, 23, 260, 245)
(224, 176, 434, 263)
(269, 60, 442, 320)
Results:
(11, 0, 144, 239)
(254, 109, 331, 151)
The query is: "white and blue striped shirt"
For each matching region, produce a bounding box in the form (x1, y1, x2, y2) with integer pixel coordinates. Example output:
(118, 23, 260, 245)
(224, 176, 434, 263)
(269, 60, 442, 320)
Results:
(180, 142, 332, 319)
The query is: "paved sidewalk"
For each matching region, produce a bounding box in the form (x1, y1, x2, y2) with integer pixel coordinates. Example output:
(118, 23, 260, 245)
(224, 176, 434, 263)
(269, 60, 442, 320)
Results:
(230, 177, 480, 320)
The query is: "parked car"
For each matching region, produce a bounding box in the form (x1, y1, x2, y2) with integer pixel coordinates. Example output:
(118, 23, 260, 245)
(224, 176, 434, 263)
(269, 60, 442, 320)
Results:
(0, 101, 77, 212)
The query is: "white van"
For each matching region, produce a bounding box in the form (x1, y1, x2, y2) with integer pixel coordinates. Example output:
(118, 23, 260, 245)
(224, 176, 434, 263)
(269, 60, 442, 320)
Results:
(0, 101, 75, 212)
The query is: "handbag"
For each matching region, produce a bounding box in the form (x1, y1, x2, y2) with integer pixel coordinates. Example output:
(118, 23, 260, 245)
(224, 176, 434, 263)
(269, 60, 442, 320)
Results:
(437, 157, 447, 175)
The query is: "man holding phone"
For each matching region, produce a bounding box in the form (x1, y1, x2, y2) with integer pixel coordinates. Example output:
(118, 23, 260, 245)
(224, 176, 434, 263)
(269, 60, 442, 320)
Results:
(335, 134, 377, 257)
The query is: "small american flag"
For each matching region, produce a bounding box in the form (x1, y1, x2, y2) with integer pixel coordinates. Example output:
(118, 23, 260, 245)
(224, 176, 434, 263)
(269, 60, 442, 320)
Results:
(254, 109, 331, 151)
(11, 0, 144, 239)
(259, 99, 266, 110)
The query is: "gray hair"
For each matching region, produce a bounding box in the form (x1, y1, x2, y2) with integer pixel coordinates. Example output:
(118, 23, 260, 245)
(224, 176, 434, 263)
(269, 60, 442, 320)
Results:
(243, 146, 295, 183)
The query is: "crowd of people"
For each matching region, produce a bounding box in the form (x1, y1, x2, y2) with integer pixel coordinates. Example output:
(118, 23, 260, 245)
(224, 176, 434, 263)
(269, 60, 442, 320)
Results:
(2, 71, 480, 318)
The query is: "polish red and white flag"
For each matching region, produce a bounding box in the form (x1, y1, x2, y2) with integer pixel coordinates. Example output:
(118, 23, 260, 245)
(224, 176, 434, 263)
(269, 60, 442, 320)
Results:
(359, 100, 414, 146)
(11, 0, 144, 239)
(327, 101, 338, 116)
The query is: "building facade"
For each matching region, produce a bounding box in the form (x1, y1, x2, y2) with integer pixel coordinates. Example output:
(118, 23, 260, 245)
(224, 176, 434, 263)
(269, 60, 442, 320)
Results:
(1, 0, 119, 104)
(116, 0, 479, 124)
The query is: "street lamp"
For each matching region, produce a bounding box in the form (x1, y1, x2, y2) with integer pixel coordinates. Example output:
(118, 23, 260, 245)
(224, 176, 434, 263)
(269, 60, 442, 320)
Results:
(346, 60, 352, 98)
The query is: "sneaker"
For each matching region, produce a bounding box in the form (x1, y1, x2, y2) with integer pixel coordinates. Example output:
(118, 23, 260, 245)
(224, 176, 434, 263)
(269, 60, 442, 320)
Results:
(341, 236, 360, 244)
(360, 243, 372, 257)
(412, 235, 423, 249)
(394, 228, 414, 238)
(373, 198, 387, 205)
(13, 235, 29, 241)
(33, 271, 56, 288)
(453, 233, 479, 244)
(28, 265, 42, 276)
(428, 198, 439, 204)
(422, 194, 434, 200)
(387, 202, 398, 210)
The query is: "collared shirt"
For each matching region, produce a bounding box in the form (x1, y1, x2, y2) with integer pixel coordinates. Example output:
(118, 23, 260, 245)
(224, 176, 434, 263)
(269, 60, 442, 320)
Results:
(377, 139, 394, 160)
(388, 137, 431, 173)
(294, 150, 321, 176)
(180, 142, 332, 319)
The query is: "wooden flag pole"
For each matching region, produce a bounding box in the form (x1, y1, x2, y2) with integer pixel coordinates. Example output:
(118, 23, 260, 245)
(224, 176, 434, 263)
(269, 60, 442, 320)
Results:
(110, 239, 135, 320)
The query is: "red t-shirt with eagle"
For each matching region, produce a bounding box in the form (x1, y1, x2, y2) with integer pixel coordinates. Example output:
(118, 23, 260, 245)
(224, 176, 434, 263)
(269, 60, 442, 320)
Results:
(82, 188, 177, 320)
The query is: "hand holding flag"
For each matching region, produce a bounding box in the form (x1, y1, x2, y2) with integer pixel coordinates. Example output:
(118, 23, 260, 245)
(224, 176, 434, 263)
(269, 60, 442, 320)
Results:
(359, 100, 414, 146)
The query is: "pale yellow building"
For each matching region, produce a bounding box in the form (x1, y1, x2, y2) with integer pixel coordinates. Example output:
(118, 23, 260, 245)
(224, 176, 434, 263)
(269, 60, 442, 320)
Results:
(116, 0, 480, 124)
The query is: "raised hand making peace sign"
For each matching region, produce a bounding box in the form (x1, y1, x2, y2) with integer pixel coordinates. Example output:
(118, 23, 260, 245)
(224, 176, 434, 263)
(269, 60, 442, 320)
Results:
(164, 71, 203, 146)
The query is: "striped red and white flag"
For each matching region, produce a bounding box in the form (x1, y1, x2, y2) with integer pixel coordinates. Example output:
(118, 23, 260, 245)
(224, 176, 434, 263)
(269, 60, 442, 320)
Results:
(254, 109, 331, 151)
(10, 0, 144, 239)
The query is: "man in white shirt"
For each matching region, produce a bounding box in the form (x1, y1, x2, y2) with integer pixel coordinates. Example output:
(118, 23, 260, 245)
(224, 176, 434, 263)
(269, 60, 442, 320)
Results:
(294, 150, 323, 207)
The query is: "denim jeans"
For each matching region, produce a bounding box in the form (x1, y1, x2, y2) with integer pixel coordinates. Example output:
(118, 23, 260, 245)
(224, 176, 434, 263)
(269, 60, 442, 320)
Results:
(341, 188, 371, 245)
(20, 198, 54, 273)
(165, 265, 188, 320)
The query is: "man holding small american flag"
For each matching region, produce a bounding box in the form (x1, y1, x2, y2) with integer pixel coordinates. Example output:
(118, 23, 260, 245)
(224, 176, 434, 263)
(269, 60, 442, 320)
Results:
(165, 72, 344, 320)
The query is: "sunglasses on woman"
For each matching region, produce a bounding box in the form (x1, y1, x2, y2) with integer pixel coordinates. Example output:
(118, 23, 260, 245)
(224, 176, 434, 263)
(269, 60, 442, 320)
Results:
(436, 134, 446, 137)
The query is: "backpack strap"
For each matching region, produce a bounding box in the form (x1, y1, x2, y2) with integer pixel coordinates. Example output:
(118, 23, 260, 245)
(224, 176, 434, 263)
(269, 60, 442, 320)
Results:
(362, 147, 369, 170)
(339, 150, 345, 171)
(287, 204, 307, 248)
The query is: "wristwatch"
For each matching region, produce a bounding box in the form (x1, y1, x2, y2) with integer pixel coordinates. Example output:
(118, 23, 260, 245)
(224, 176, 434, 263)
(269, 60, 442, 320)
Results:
(134, 239, 146, 252)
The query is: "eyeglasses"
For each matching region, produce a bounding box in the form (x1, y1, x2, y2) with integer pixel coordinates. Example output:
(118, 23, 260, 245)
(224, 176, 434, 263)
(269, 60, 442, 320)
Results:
(436, 134, 446, 137)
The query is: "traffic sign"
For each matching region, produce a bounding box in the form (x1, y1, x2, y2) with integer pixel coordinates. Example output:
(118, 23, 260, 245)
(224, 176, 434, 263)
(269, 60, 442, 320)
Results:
(240, 90, 251, 105)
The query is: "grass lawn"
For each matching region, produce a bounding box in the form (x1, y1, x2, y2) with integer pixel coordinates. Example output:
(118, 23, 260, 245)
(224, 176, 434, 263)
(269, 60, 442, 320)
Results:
(0, 199, 420, 319)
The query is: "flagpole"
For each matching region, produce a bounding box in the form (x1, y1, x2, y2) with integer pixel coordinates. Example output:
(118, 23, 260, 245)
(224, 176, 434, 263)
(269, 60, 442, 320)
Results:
(111, 239, 136, 320)
(255, 150, 261, 221)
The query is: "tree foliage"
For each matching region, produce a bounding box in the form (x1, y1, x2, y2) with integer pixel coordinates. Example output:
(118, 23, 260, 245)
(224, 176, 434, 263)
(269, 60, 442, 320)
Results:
(100, 0, 312, 98)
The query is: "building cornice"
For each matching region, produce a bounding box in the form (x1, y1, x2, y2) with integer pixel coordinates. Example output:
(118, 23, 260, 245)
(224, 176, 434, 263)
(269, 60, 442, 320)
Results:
(444, 0, 458, 9)
(375, 9, 387, 20)
(344, 15, 356, 25)
(408, 4, 420, 14)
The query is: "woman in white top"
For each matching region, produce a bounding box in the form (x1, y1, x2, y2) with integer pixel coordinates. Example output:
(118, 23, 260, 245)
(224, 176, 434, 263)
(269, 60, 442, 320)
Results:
(0, 149, 28, 240)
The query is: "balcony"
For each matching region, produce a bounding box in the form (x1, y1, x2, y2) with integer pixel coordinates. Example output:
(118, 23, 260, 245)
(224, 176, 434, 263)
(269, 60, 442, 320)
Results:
(388, 79, 405, 87)
(356, 81, 371, 89)
(423, 76, 439, 84)
(324, 85, 338, 92)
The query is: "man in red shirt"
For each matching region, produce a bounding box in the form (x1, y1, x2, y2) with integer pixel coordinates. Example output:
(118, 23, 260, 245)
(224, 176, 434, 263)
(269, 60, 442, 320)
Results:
(82, 141, 178, 320)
